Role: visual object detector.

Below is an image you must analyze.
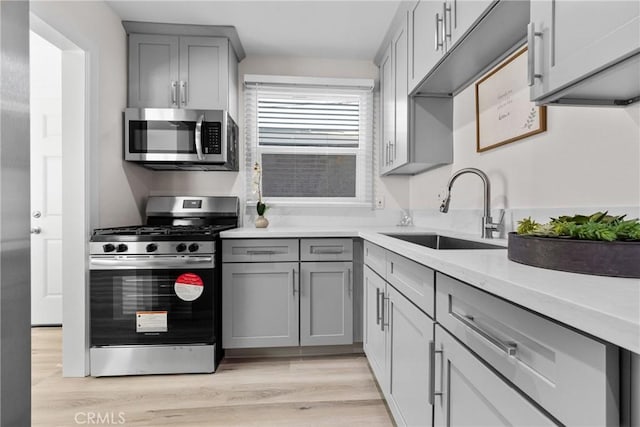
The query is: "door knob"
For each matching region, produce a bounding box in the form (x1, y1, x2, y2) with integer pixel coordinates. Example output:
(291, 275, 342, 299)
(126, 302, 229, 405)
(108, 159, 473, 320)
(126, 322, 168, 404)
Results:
(32, 210, 41, 218)
(30, 227, 41, 234)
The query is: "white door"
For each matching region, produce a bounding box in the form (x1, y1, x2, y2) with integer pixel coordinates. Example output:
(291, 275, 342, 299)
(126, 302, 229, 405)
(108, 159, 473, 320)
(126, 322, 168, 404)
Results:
(30, 31, 63, 325)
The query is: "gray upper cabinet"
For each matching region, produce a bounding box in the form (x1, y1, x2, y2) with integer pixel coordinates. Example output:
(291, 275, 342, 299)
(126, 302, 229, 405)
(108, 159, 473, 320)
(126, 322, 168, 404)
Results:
(128, 34, 179, 108)
(300, 262, 353, 346)
(408, 0, 443, 94)
(129, 34, 234, 111)
(433, 325, 557, 427)
(178, 36, 229, 110)
(380, 8, 453, 176)
(447, 0, 495, 49)
(529, 0, 640, 106)
(125, 21, 243, 118)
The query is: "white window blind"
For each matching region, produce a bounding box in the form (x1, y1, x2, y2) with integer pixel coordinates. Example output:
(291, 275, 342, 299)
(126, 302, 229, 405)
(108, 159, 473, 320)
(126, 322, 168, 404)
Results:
(245, 77, 374, 206)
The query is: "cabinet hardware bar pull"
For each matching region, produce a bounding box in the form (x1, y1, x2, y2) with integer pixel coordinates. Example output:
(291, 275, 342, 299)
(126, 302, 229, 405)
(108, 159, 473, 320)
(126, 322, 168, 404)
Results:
(452, 311, 518, 357)
(292, 268, 297, 296)
(527, 22, 543, 87)
(347, 268, 352, 296)
(246, 250, 276, 255)
(170, 81, 178, 106)
(435, 13, 443, 51)
(376, 288, 381, 325)
(443, 2, 451, 41)
(311, 248, 343, 254)
(381, 294, 389, 331)
(428, 341, 444, 405)
(180, 80, 187, 106)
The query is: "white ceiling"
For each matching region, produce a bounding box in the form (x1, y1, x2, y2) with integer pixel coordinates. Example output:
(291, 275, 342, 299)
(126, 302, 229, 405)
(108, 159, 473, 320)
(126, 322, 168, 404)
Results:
(105, 0, 401, 60)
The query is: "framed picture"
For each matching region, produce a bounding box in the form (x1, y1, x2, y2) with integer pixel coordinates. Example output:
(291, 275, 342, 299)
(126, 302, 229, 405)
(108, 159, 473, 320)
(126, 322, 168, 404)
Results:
(475, 46, 546, 152)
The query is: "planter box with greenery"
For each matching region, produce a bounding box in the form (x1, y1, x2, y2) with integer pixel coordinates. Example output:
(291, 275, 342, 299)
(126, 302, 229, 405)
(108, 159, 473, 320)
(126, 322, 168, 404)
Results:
(508, 212, 640, 278)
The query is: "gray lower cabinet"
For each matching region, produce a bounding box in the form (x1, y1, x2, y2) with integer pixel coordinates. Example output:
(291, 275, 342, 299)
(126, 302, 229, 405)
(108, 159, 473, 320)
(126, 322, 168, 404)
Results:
(363, 266, 388, 388)
(386, 284, 434, 427)
(222, 262, 299, 348)
(434, 325, 557, 426)
(363, 261, 434, 427)
(300, 261, 353, 346)
(222, 238, 355, 349)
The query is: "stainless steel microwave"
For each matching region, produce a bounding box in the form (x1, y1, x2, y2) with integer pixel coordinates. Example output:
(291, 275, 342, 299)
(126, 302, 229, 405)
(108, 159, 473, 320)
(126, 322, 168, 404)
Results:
(124, 108, 238, 171)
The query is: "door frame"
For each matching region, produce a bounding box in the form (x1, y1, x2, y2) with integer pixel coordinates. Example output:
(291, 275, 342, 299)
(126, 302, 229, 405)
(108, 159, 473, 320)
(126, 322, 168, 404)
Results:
(30, 13, 95, 377)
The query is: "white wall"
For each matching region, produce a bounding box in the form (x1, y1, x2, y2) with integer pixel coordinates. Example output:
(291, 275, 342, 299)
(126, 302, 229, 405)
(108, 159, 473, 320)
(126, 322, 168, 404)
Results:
(149, 55, 411, 225)
(409, 82, 640, 216)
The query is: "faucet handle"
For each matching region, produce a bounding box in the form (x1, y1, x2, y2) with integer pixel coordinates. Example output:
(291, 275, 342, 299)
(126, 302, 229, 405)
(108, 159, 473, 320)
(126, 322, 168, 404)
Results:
(495, 208, 505, 226)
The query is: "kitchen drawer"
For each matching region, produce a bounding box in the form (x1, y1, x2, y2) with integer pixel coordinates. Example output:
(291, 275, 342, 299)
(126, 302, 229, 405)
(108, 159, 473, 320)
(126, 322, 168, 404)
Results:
(300, 238, 353, 261)
(386, 251, 434, 318)
(435, 273, 619, 427)
(364, 241, 386, 278)
(222, 239, 299, 262)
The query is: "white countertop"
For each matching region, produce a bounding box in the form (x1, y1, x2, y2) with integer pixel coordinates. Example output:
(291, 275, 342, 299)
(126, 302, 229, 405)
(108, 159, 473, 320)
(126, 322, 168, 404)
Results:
(221, 226, 640, 354)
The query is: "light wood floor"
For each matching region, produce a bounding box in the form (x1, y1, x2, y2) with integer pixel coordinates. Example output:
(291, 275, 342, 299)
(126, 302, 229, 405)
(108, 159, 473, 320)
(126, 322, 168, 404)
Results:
(32, 327, 393, 426)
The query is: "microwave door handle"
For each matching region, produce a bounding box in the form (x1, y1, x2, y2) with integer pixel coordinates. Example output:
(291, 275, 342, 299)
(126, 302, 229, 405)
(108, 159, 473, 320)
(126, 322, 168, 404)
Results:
(195, 114, 205, 160)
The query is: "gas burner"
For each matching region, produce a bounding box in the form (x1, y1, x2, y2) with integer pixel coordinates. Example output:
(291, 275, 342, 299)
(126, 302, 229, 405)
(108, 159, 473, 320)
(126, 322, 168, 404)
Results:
(92, 224, 232, 237)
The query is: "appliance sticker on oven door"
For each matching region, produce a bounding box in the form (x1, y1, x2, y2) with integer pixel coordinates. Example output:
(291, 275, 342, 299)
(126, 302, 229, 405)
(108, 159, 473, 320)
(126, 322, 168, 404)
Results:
(136, 311, 168, 333)
(174, 272, 204, 302)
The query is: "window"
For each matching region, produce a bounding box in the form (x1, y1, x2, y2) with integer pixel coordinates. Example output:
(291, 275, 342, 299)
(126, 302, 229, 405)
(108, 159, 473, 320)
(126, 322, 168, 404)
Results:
(244, 76, 374, 206)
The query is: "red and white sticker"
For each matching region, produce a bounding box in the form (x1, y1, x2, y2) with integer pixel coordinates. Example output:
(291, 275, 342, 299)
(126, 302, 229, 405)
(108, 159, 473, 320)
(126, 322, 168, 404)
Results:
(174, 272, 204, 302)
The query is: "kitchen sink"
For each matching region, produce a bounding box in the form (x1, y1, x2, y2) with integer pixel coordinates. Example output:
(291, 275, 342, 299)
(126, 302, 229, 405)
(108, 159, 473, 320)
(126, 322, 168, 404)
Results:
(384, 233, 505, 250)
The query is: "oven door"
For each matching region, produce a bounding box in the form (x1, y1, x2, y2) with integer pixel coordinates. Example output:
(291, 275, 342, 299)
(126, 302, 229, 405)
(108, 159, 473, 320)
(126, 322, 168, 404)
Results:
(124, 108, 227, 164)
(90, 255, 215, 346)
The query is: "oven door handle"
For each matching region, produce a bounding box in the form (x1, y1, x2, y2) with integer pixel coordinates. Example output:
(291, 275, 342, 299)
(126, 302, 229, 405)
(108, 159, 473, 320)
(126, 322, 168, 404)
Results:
(90, 255, 214, 270)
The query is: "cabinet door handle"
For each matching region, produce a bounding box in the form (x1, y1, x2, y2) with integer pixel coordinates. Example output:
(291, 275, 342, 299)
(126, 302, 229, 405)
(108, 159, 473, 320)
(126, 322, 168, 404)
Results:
(527, 22, 543, 87)
(452, 312, 518, 357)
(434, 13, 444, 51)
(381, 293, 389, 331)
(428, 341, 444, 405)
(292, 268, 297, 296)
(180, 80, 187, 106)
(170, 81, 178, 106)
(444, 2, 452, 42)
(347, 268, 352, 296)
(375, 288, 381, 325)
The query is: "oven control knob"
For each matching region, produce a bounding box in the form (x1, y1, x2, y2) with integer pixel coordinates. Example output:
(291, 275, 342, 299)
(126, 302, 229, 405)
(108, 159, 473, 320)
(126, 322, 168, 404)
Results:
(188, 243, 199, 252)
(102, 243, 115, 253)
(146, 243, 158, 253)
(176, 243, 187, 252)
(116, 244, 128, 253)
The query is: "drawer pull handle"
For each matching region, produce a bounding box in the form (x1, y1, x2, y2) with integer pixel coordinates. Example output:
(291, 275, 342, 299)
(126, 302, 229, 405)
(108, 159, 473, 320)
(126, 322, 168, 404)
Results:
(452, 312, 518, 357)
(246, 250, 277, 255)
(311, 248, 344, 254)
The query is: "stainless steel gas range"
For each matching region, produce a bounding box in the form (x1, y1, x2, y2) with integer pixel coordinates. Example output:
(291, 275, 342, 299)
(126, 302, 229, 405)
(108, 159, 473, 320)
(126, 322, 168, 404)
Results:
(88, 196, 239, 376)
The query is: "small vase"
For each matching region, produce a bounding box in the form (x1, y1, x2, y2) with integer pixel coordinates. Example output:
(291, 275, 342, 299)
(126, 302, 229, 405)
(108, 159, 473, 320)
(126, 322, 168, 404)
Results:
(255, 215, 269, 228)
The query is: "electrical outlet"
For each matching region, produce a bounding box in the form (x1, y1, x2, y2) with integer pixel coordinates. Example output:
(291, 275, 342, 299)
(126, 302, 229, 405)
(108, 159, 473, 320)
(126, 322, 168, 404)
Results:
(375, 196, 385, 209)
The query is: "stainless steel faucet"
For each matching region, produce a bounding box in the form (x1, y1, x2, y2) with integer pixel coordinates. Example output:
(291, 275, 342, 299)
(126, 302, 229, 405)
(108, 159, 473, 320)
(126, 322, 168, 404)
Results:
(439, 168, 504, 238)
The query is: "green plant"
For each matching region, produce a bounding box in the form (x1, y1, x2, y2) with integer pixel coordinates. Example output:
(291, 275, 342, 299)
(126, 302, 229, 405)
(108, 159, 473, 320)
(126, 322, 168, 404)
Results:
(516, 211, 640, 242)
